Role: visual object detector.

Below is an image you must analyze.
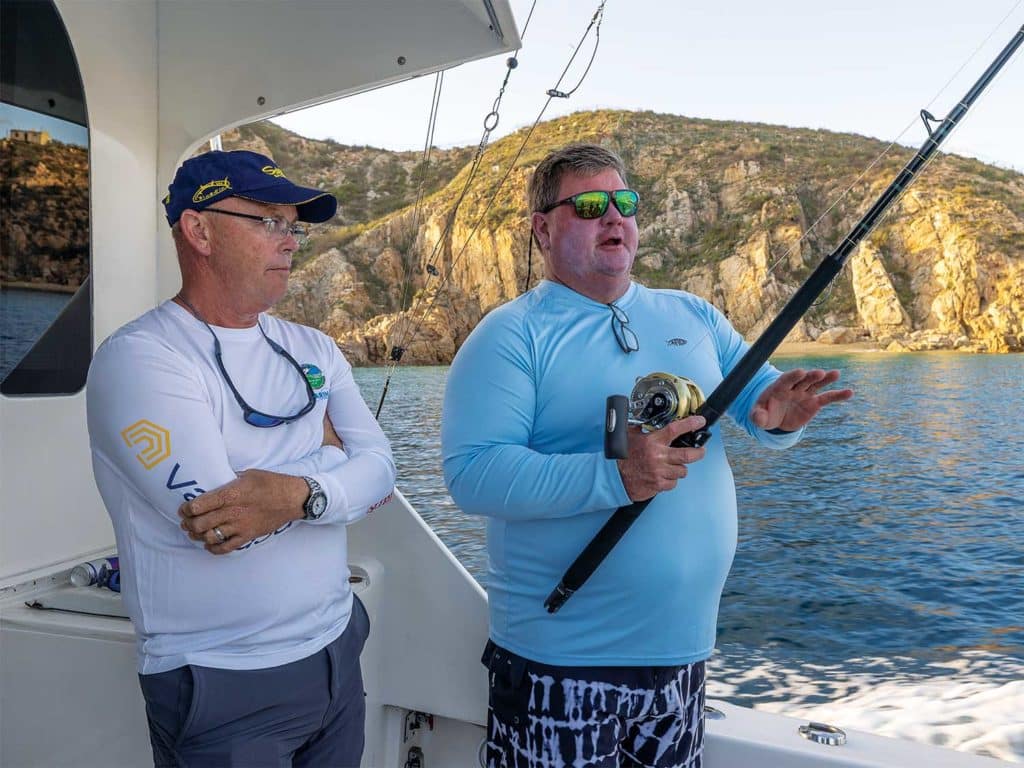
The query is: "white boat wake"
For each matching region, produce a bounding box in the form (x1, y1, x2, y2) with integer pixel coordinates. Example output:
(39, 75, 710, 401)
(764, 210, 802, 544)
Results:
(708, 648, 1023, 762)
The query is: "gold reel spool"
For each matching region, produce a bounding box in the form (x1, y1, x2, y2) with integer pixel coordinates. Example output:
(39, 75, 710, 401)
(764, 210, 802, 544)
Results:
(628, 372, 706, 432)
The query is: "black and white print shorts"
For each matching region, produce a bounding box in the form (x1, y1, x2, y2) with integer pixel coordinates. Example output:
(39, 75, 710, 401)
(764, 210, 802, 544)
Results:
(482, 641, 705, 768)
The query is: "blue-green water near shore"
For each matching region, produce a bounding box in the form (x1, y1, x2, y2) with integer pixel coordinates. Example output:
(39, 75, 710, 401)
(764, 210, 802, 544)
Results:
(354, 353, 1024, 761)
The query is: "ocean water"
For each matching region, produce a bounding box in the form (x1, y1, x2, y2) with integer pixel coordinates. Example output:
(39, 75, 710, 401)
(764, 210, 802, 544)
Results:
(354, 354, 1024, 763)
(0, 288, 70, 380)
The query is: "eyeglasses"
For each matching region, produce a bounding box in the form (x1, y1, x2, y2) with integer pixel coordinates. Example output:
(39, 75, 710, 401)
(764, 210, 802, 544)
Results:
(540, 189, 639, 219)
(608, 302, 639, 354)
(183, 301, 316, 427)
(204, 208, 309, 246)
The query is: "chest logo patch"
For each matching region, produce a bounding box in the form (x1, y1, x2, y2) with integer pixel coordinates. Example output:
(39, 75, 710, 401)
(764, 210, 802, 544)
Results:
(667, 338, 688, 346)
(302, 364, 326, 390)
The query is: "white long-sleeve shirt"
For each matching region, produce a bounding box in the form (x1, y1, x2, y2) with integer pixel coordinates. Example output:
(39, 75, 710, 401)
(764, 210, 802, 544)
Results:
(86, 300, 395, 674)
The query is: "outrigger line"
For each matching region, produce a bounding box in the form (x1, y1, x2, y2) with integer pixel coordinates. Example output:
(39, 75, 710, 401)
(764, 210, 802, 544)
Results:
(544, 23, 1024, 614)
(374, 1, 606, 419)
(374, 1, 537, 419)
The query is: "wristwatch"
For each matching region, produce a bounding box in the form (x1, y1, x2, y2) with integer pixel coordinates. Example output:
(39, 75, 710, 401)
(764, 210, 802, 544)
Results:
(302, 476, 327, 520)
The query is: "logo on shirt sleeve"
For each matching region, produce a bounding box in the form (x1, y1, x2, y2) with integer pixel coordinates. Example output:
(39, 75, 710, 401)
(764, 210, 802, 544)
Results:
(120, 420, 171, 469)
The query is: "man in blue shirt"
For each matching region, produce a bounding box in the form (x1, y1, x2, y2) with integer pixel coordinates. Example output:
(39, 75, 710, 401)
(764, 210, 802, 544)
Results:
(442, 143, 852, 768)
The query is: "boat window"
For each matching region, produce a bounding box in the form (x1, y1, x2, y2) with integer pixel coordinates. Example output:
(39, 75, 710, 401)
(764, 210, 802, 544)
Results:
(0, 0, 91, 395)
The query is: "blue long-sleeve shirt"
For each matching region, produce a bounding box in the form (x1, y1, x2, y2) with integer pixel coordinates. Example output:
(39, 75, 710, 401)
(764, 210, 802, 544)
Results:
(442, 280, 801, 666)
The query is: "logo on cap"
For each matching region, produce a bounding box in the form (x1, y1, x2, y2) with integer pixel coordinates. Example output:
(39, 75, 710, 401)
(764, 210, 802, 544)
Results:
(262, 165, 286, 178)
(192, 178, 232, 203)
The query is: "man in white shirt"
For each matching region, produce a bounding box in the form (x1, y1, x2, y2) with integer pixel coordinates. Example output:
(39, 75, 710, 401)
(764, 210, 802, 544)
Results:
(86, 150, 395, 767)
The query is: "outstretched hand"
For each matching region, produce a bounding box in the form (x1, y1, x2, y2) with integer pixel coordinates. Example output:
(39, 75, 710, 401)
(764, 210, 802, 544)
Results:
(749, 368, 853, 432)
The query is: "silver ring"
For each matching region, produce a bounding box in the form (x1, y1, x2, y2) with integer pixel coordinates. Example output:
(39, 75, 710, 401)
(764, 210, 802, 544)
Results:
(213, 526, 227, 544)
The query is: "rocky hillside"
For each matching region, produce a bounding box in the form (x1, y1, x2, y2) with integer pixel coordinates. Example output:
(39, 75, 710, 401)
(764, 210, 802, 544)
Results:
(0, 137, 89, 289)
(221, 122, 475, 229)
(224, 111, 1024, 362)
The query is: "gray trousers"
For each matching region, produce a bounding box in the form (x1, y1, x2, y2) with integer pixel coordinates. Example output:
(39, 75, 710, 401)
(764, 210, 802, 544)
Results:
(138, 596, 370, 767)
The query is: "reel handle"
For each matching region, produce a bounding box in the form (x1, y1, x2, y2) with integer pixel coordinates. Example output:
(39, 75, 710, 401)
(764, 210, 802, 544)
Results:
(604, 395, 629, 460)
(672, 428, 711, 448)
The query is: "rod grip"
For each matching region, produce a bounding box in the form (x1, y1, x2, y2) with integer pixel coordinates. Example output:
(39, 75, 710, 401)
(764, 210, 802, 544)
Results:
(604, 395, 629, 459)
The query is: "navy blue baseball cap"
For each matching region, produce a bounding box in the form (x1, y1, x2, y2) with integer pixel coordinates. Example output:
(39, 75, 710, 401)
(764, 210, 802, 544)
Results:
(162, 150, 337, 226)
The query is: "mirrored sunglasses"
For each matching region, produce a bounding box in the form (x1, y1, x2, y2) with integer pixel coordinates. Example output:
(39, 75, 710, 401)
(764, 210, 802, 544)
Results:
(540, 189, 639, 219)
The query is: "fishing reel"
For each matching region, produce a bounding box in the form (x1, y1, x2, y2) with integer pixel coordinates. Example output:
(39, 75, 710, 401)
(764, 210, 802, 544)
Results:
(604, 373, 707, 459)
(629, 372, 705, 431)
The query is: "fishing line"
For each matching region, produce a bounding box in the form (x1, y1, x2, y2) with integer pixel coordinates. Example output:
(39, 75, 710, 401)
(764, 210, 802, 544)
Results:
(395, 2, 607, 340)
(374, 71, 446, 418)
(703, 1, 1024, 352)
(373, 0, 540, 417)
(389, 2, 608, 350)
(761, 0, 1023, 296)
(391, 70, 445, 356)
(376, 0, 608, 416)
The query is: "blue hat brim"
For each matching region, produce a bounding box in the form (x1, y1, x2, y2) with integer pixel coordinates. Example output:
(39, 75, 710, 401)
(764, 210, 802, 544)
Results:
(234, 184, 338, 223)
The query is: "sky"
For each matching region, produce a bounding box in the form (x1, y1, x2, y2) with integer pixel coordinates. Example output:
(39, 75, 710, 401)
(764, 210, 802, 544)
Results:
(273, 0, 1024, 171)
(0, 103, 88, 147)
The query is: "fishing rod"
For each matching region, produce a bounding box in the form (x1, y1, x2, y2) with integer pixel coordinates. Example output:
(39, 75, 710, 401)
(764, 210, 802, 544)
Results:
(544, 23, 1024, 614)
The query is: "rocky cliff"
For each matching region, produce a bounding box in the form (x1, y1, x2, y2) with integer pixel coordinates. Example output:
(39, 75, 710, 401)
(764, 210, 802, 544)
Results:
(0, 137, 89, 289)
(223, 111, 1024, 362)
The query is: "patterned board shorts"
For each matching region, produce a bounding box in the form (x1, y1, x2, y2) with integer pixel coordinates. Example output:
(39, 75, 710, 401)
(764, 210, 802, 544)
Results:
(482, 641, 705, 768)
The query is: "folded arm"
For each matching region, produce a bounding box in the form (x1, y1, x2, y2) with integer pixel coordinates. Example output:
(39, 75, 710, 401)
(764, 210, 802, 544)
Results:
(179, 351, 396, 553)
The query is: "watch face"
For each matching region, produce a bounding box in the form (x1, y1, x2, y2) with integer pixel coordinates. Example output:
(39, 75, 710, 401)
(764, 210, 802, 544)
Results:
(309, 493, 327, 519)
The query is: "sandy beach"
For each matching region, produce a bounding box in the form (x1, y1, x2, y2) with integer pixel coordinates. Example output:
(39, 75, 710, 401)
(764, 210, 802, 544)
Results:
(774, 340, 886, 356)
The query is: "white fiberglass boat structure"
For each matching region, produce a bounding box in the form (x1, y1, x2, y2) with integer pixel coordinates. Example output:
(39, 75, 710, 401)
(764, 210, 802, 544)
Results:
(0, 1, 1010, 765)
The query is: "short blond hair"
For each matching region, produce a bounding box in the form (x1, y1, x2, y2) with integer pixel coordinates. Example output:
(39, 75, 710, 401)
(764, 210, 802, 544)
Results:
(527, 143, 629, 213)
